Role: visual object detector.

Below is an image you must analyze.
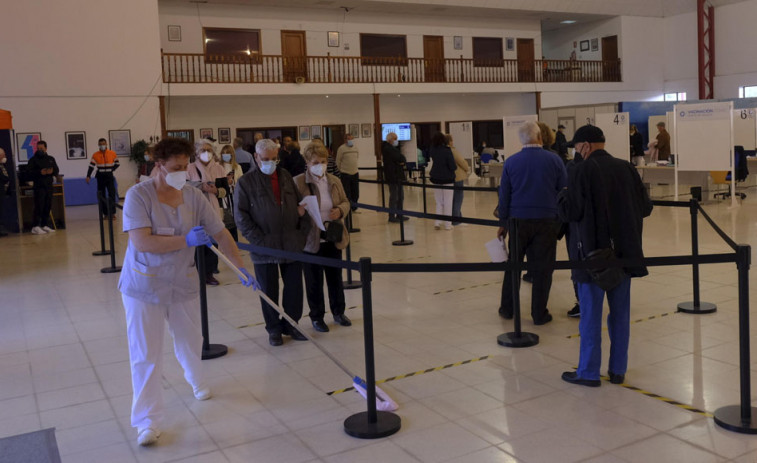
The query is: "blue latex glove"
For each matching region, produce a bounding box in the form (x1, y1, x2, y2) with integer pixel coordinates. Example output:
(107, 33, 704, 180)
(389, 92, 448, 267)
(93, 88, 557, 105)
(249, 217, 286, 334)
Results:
(185, 226, 212, 247)
(239, 268, 260, 290)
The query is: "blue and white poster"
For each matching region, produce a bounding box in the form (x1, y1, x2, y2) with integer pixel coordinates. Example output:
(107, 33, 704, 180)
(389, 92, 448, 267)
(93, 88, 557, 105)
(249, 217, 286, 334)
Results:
(15, 132, 41, 164)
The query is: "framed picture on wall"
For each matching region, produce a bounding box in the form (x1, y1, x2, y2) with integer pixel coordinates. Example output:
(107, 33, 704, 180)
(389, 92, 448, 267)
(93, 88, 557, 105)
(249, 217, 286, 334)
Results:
(218, 128, 231, 144)
(348, 124, 359, 138)
(167, 129, 194, 142)
(591, 38, 599, 51)
(15, 132, 41, 164)
(168, 25, 182, 42)
(299, 126, 311, 141)
(311, 125, 322, 139)
(65, 131, 87, 160)
(109, 129, 132, 157)
(328, 31, 340, 48)
(453, 36, 463, 50)
(580, 40, 590, 52)
(199, 128, 213, 140)
(505, 37, 515, 51)
(361, 123, 372, 138)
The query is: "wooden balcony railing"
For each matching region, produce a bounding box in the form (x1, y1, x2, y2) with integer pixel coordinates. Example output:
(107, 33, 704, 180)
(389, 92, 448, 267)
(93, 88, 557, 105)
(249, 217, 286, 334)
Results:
(161, 52, 622, 85)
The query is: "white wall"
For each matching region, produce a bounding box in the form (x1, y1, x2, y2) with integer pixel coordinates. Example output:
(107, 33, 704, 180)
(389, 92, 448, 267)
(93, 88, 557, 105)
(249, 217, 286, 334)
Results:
(714, 0, 757, 98)
(165, 92, 535, 167)
(542, 17, 621, 61)
(158, 1, 541, 61)
(0, 0, 163, 194)
(663, 11, 697, 97)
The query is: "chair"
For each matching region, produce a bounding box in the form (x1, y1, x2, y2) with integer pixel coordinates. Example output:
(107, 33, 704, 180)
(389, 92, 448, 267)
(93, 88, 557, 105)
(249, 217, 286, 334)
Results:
(713, 145, 748, 200)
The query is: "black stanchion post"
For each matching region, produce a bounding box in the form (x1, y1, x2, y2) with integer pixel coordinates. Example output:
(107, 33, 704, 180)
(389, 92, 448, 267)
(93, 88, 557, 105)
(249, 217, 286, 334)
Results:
(421, 169, 427, 214)
(714, 245, 757, 433)
(344, 257, 401, 439)
(343, 235, 362, 290)
(92, 192, 111, 256)
(392, 203, 413, 247)
(100, 195, 122, 274)
(678, 200, 717, 314)
(347, 210, 360, 234)
(497, 219, 539, 348)
(197, 247, 228, 360)
(379, 166, 386, 208)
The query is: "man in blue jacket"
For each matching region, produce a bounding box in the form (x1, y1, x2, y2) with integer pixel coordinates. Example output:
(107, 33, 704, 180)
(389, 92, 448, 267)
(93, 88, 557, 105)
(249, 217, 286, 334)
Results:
(558, 125, 653, 387)
(497, 121, 567, 325)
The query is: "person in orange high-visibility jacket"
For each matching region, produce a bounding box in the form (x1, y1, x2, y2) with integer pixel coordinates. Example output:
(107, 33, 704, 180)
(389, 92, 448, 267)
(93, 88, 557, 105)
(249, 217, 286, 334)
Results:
(87, 138, 120, 218)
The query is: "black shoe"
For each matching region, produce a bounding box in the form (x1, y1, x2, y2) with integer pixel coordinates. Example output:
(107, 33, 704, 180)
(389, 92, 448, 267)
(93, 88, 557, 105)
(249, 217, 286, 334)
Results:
(0, 231, 7, 237)
(498, 308, 513, 320)
(205, 275, 220, 286)
(212, 268, 220, 275)
(388, 217, 400, 223)
(287, 327, 308, 341)
(312, 319, 329, 332)
(567, 304, 581, 318)
(561, 371, 601, 387)
(400, 216, 409, 221)
(533, 313, 553, 325)
(522, 273, 533, 283)
(269, 333, 283, 346)
(333, 314, 352, 326)
(608, 371, 625, 384)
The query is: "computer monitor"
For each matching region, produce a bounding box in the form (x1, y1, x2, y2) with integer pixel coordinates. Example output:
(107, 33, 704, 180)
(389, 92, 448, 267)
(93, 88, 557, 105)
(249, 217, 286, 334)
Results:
(381, 123, 412, 141)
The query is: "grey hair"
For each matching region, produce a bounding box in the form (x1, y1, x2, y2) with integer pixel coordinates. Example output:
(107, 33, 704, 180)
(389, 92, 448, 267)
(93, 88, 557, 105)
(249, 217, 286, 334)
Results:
(256, 138, 278, 155)
(518, 121, 542, 145)
(195, 138, 216, 155)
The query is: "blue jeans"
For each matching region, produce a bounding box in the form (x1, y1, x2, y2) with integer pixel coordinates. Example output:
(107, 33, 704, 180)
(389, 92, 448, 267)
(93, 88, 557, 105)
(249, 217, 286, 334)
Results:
(576, 277, 631, 380)
(451, 181, 464, 225)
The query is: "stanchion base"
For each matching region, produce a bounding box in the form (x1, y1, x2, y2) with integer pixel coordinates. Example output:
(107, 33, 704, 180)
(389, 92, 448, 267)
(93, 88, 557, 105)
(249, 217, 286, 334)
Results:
(92, 250, 111, 256)
(714, 405, 757, 434)
(348, 228, 361, 233)
(202, 343, 228, 360)
(392, 240, 414, 246)
(497, 331, 539, 348)
(344, 282, 363, 290)
(344, 411, 401, 439)
(101, 266, 122, 274)
(677, 301, 717, 314)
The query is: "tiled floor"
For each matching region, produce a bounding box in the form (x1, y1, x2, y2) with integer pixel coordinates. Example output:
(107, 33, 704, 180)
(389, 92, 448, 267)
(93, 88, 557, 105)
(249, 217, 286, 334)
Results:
(2, 178, 757, 462)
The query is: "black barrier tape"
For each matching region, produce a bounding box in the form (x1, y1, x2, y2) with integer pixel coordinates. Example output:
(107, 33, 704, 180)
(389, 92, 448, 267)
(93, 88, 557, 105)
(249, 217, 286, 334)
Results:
(696, 203, 739, 251)
(236, 242, 360, 271)
(358, 177, 499, 192)
(355, 202, 501, 227)
(358, 167, 379, 170)
(650, 200, 691, 208)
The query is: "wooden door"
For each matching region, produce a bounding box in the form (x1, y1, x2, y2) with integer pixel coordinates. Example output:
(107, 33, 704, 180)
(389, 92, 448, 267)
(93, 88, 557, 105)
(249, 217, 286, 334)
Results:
(423, 36, 445, 82)
(281, 30, 307, 83)
(324, 125, 345, 153)
(601, 35, 619, 81)
(517, 38, 535, 82)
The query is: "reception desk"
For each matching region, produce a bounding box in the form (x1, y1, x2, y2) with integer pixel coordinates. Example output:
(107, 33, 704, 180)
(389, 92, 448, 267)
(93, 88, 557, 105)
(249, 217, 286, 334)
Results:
(636, 165, 710, 187)
(18, 182, 66, 231)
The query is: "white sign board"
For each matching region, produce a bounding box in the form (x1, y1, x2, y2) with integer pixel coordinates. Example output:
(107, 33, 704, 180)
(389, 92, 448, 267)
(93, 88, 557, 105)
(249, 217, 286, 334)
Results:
(733, 108, 757, 150)
(448, 122, 474, 160)
(674, 102, 733, 171)
(503, 115, 538, 159)
(594, 112, 630, 160)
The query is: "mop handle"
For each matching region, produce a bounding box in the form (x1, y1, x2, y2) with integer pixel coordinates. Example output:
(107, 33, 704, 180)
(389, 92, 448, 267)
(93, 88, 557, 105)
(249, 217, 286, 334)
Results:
(207, 244, 358, 380)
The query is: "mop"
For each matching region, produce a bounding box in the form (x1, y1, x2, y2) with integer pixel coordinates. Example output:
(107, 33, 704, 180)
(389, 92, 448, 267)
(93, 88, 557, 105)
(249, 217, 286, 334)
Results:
(208, 244, 399, 411)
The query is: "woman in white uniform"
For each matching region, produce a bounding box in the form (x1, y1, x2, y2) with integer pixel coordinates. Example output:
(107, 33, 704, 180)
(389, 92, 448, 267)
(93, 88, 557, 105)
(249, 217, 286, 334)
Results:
(118, 137, 256, 446)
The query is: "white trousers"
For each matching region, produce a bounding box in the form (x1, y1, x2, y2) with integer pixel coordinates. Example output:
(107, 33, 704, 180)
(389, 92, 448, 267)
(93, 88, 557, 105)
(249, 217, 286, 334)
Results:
(122, 294, 204, 430)
(434, 185, 454, 228)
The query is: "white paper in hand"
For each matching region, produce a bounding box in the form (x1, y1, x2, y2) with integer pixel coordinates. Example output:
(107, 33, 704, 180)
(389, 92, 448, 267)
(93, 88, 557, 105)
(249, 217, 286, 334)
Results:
(299, 195, 326, 231)
(485, 237, 508, 263)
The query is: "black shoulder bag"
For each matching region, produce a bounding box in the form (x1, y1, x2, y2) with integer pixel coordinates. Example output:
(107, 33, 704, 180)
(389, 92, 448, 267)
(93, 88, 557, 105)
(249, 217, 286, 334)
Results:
(307, 181, 344, 243)
(580, 160, 625, 291)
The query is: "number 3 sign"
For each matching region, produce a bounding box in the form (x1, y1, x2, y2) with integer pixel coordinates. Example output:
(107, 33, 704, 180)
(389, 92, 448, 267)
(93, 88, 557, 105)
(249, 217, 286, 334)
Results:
(16, 132, 41, 164)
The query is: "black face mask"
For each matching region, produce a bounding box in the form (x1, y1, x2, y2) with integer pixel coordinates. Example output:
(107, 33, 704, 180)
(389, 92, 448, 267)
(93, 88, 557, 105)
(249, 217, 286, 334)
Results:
(35, 149, 46, 156)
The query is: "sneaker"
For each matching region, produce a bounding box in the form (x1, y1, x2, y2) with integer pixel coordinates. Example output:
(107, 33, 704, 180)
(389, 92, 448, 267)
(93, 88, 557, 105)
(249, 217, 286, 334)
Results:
(567, 304, 581, 318)
(42, 226, 56, 233)
(137, 427, 161, 446)
(193, 386, 212, 401)
(31, 226, 47, 235)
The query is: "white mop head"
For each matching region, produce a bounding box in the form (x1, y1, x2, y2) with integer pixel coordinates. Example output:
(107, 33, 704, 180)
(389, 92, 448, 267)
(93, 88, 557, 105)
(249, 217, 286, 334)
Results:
(353, 376, 399, 411)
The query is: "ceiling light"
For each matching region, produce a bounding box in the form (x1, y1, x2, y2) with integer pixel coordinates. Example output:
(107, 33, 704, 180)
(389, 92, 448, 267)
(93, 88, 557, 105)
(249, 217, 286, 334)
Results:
(560, 20, 577, 24)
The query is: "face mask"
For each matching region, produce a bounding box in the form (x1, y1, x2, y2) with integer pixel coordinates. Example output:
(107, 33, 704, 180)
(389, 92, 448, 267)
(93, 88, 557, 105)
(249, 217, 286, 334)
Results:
(164, 170, 187, 190)
(222, 153, 232, 163)
(259, 160, 276, 175)
(0, 158, 6, 164)
(309, 164, 325, 177)
(392, 140, 399, 147)
(199, 151, 211, 163)
(99, 145, 107, 152)
(346, 140, 354, 147)
(144, 154, 151, 162)
(275, 144, 281, 149)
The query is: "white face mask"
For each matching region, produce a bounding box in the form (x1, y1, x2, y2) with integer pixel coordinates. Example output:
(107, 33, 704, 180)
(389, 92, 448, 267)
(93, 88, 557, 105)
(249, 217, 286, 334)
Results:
(259, 160, 276, 175)
(309, 163, 325, 177)
(275, 143, 281, 149)
(99, 145, 107, 152)
(144, 154, 151, 162)
(199, 151, 211, 163)
(392, 140, 399, 147)
(346, 140, 354, 147)
(164, 169, 187, 190)
(222, 153, 232, 163)
(0, 158, 6, 164)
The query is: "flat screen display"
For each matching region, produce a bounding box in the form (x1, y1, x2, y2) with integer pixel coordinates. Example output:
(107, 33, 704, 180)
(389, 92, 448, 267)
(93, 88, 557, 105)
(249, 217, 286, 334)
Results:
(382, 123, 412, 141)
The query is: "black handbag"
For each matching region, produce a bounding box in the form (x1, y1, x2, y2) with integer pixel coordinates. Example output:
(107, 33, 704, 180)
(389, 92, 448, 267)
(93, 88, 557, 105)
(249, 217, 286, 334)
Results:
(307, 182, 344, 243)
(580, 160, 625, 292)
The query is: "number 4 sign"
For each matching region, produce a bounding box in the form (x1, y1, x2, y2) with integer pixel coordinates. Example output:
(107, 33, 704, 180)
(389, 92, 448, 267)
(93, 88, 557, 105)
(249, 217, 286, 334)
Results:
(16, 132, 41, 164)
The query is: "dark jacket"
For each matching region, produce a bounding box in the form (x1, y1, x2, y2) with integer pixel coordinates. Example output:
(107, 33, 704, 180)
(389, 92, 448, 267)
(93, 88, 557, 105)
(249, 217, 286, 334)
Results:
(553, 131, 568, 156)
(27, 150, 59, 188)
(630, 131, 644, 159)
(557, 149, 653, 283)
(498, 146, 567, 222)
(279, 148, 306, 177)
(234, 163, 310, 264)
(381, 141, 406, 184)
(428, 145, 457, 184)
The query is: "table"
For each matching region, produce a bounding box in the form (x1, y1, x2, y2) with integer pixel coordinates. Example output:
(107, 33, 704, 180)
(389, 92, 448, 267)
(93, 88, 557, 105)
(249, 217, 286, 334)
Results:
(636, 165, 710, 187)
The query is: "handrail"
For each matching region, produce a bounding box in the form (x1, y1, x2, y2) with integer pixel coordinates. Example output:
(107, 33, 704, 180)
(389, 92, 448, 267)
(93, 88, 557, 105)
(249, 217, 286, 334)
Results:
(161, 52, 622, 84)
